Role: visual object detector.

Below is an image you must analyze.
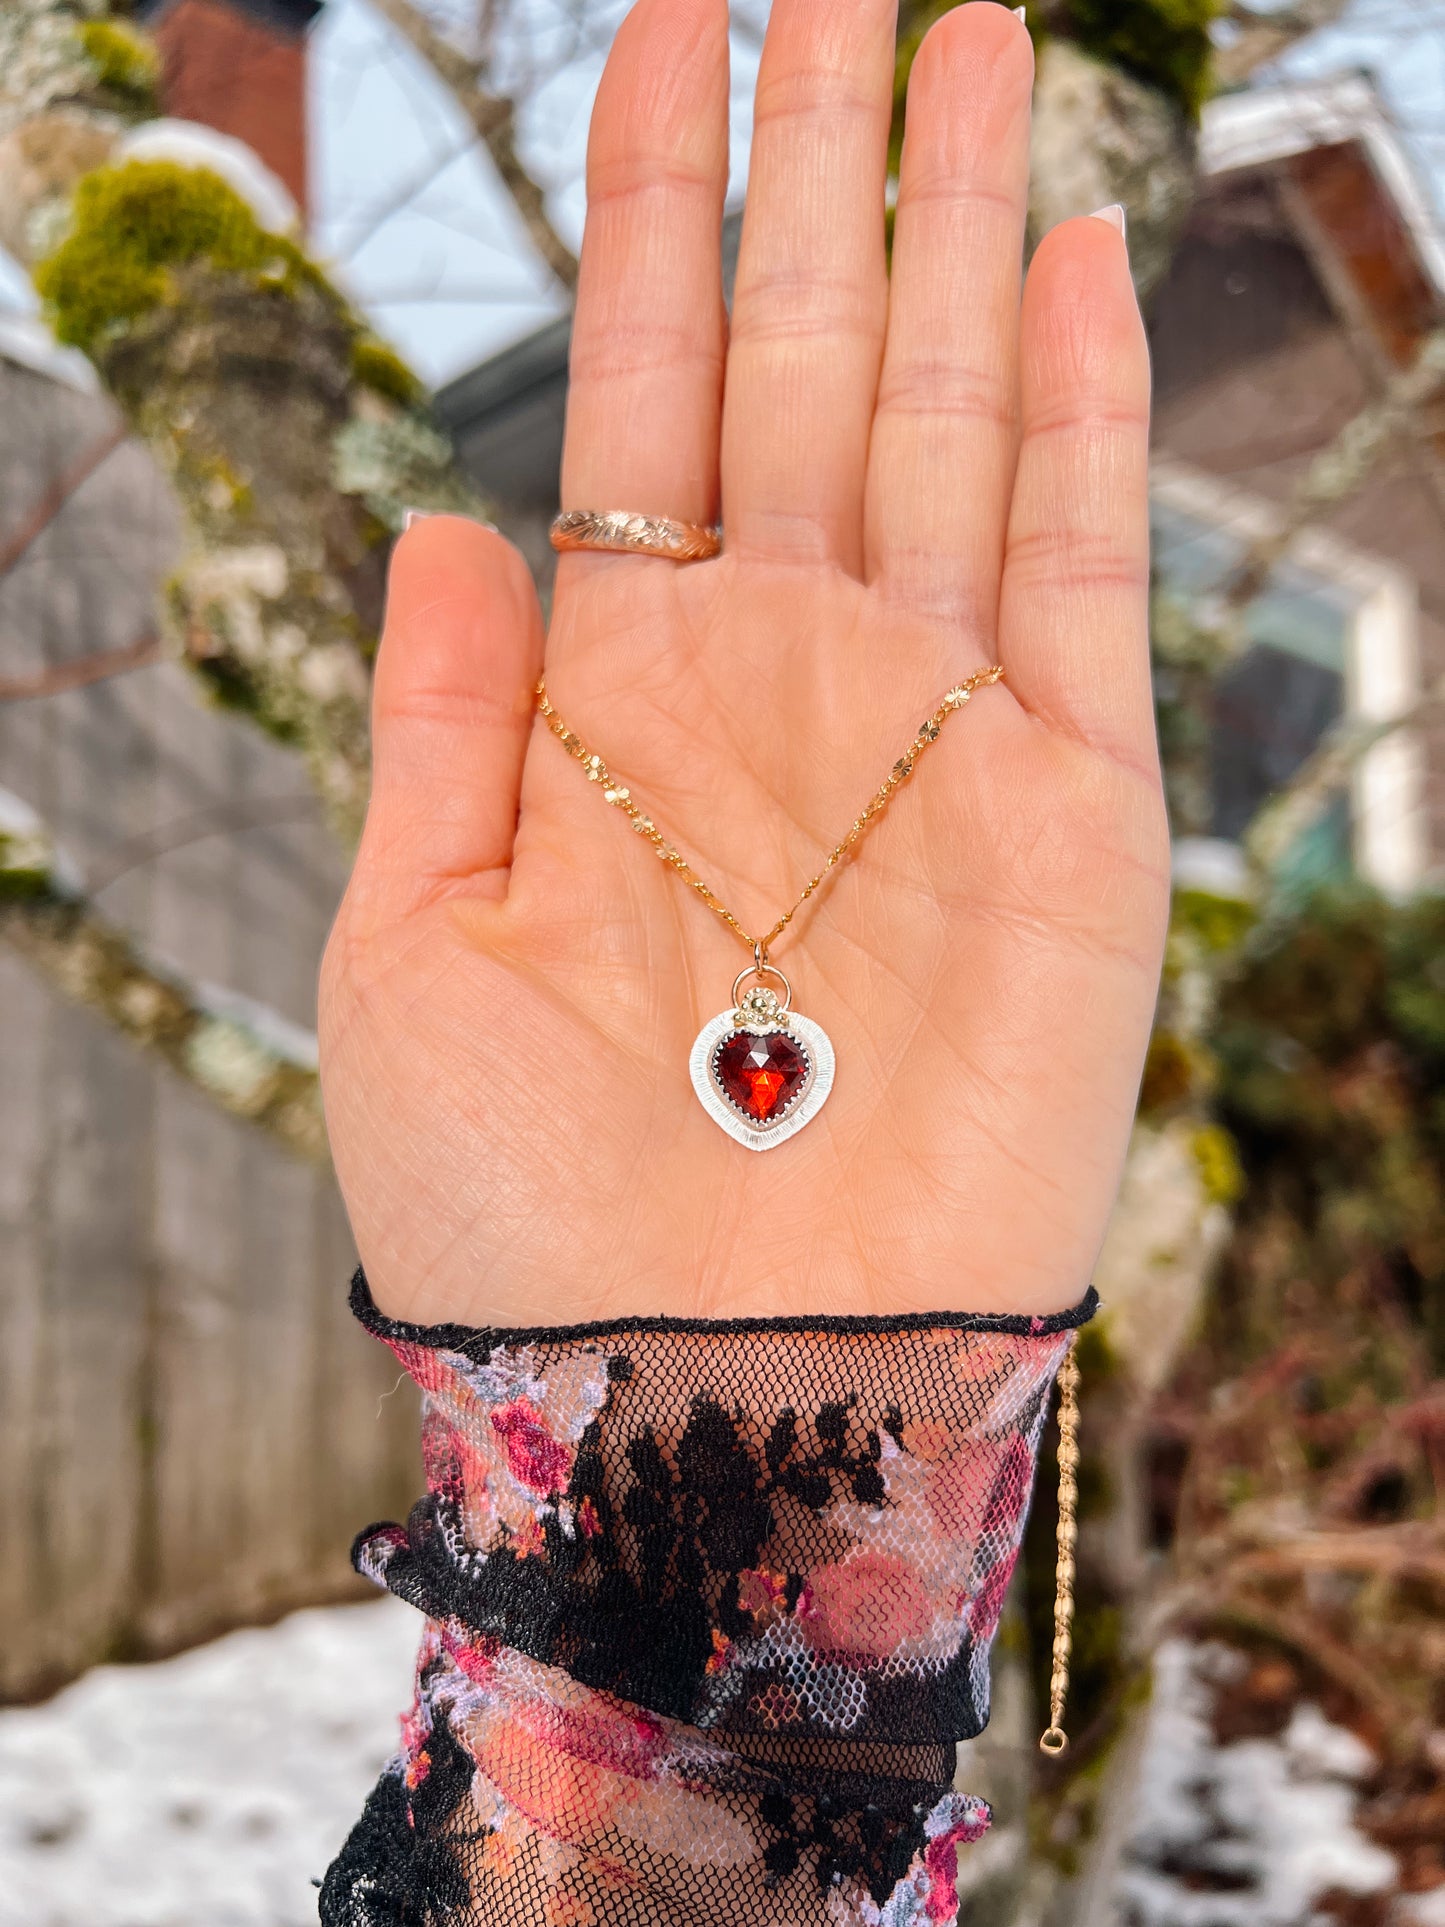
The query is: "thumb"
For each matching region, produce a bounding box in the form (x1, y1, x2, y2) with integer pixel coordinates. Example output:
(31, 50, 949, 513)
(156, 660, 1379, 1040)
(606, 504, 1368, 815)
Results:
(353, 514, 545, 924)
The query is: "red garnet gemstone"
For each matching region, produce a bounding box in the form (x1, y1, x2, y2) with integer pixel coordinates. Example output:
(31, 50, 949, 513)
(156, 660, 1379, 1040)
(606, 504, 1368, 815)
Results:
(714, 1030, 810, 1123)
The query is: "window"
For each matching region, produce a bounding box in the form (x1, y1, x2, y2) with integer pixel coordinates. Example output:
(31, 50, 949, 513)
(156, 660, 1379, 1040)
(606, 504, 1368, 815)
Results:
(1151, 464, 1426, 895)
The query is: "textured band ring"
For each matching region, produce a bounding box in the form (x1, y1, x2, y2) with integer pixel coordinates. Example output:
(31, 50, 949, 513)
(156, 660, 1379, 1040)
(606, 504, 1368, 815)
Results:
(550, 509, 721, 562)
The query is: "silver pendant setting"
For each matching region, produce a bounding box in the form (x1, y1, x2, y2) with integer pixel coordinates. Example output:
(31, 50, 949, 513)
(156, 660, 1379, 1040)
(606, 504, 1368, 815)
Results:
(689, 966, 835, 1152)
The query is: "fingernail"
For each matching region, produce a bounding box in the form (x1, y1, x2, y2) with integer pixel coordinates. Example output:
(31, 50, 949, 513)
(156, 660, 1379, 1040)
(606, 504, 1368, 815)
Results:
(403, 508, 502, 536)
(1090, 203, 1127, 239)
(1013, 5, 1027, 18)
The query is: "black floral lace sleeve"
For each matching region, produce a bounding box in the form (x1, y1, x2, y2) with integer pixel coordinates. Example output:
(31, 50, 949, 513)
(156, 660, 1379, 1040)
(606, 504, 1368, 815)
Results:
(321, 1271, 1096, 1927)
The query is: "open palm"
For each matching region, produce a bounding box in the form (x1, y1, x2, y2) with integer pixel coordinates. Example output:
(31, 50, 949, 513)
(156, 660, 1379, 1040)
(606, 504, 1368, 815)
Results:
(319, 0, 1169, 1332)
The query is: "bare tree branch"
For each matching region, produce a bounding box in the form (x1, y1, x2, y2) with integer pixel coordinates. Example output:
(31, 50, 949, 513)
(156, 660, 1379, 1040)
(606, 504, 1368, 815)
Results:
(1214, 0, 1357, 86)
(366, 0, 580, 294)
(0, 419, 128, 580)
(1, 789, 326, 1161)
(1220, 328, 1445, 622)
(86, 793, 318, 893)
(1243, 672, 1445, 878)
(0, 632, 162, 703)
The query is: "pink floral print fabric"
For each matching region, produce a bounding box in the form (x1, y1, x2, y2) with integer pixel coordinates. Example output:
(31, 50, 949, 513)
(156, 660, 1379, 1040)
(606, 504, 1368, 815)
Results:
(321, 1271, 1094, 1927)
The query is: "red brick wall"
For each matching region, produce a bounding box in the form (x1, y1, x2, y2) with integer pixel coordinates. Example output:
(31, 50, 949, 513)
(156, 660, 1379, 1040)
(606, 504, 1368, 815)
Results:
(152, 0, 309, 214)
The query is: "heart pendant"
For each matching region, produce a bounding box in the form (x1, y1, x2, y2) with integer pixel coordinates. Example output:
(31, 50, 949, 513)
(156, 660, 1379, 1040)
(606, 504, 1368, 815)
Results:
(689, 970, 835, 1151)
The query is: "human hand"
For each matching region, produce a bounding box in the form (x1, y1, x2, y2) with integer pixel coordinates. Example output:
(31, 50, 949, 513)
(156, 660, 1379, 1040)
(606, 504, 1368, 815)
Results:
(319, 0, 1168, 1331)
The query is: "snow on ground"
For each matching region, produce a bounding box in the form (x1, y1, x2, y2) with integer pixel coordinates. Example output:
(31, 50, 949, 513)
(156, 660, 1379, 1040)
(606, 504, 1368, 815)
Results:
(6, 1613, 1433, 1927)
(1117, 1640, 1399, 1927)
(0, 1597, 419, 1927)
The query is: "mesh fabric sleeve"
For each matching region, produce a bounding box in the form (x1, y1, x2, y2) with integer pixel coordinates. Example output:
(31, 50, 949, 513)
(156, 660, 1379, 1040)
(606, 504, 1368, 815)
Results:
(320, 1271, 1096, 1927)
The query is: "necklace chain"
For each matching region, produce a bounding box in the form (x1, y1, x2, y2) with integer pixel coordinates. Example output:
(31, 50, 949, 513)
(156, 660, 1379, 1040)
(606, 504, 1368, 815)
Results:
(1041, 1336, 1081, 1756)
(534, 665, 1004, 961)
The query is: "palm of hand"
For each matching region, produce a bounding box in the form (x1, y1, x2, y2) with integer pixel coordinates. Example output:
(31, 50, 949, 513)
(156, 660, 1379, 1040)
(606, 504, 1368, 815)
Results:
(319, 0, 1169, 1332)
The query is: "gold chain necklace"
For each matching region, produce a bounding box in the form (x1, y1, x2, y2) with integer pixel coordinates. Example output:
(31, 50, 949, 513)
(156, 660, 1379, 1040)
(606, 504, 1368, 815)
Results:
(536, 664, 1004, 1150)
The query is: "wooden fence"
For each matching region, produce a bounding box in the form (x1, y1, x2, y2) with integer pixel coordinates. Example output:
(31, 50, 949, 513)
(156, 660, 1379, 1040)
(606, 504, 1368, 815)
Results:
(0, 355, 418, 1700)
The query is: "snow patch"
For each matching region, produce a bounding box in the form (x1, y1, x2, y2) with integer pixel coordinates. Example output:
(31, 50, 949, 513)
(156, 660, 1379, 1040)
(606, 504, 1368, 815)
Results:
(0, 310, 100, 393)
(0, 1598, 418, 1927)
(1172, 836, 1256, 901)
(1118, 1640, 1398, 1927)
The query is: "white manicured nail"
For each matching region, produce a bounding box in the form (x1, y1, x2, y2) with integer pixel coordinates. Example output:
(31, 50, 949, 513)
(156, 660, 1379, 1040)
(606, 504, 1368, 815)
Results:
(1090, 203, 1127, 239)
(1013, 6, 1027, 19)
(403, 508, 502, 535)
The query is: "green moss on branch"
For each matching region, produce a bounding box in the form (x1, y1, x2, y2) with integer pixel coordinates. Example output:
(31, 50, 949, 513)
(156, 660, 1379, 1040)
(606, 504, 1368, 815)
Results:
(34, 159, 326, 355)
(1061, 0, 1221, 120)
(350, 336, 425, 408)
(77, 17, 160, 117)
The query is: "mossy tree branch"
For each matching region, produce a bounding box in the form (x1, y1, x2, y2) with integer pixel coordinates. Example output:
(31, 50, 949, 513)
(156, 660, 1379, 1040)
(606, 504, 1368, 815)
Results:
(0, 0, 484, 838)
(0, 791, 327, 1162)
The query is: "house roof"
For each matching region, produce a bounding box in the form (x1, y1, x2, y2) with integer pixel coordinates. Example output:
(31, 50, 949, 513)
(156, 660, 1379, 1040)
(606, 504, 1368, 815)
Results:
(1200, 76, 1445, 303)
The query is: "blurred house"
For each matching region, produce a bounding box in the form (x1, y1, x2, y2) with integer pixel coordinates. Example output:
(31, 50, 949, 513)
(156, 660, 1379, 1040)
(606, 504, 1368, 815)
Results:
(1155, 77, 1445, 896)
(438, 73, 1445, 895)
(0, 0, 417, 1702)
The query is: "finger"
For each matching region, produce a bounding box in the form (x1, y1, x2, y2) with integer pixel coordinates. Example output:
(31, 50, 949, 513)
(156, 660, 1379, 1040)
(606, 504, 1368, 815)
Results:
(865, 3, 1033, 631)
(559, 0, 730, 532)
(998, 211, 1156, 770)
(721, 0, 896, 569)
(355, 516, 544, 921)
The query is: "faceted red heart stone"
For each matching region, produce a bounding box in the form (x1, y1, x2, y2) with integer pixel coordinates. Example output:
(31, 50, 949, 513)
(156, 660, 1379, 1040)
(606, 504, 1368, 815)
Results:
(714, 1030, 810, 1123)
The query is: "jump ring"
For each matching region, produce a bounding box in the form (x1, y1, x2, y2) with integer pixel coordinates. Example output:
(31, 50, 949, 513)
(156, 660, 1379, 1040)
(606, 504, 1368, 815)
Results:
(731, 960, 793, 1016)
(550, 510, 720, 563)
